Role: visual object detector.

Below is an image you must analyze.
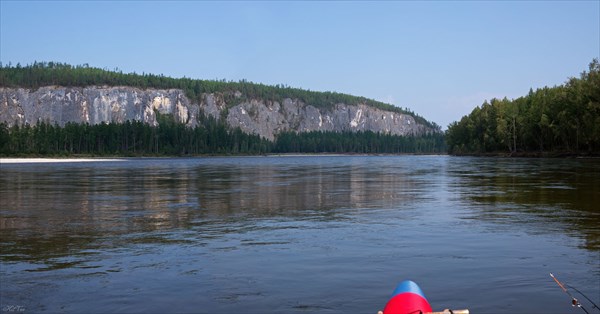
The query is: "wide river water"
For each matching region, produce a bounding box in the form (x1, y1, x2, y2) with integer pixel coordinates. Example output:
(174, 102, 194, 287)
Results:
(1, 156, 599, 313)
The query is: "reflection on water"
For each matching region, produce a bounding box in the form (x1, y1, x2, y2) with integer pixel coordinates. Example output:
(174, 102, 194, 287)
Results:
(447, 157, 600, 251)
(1, 158, 433, 268)
(0, 156, 598, 313)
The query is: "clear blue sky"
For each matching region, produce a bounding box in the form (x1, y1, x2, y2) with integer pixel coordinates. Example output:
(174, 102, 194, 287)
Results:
(1, 1, 598, 129)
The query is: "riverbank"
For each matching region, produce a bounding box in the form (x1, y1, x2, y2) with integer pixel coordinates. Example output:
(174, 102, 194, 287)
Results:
(0, 153, 448, 163)
(450, 151, 600, 158)
(0, 158, 126, 164)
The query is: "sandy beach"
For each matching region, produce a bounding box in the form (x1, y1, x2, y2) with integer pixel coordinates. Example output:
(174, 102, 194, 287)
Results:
(0, 158, 126, 164)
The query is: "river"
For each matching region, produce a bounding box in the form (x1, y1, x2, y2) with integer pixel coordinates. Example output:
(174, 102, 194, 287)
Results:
(1, 156, 598, 313)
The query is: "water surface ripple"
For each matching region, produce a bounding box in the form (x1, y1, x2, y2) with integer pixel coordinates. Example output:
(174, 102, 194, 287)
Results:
(1, 156, 598, 313)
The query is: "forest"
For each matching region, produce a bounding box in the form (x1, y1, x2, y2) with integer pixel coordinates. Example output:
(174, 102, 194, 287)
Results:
(0, 61, 446, 156)
(0, 113, 446, 156)
(445, 59, 600, 156)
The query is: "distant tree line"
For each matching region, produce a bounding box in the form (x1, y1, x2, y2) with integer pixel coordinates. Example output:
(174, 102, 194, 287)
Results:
(0, 114, 446, 156)
(0, 61, 440, 130)
(446, 59, 600, 156)
(274, 131, 445, 154)
(0, 113, 271, 156)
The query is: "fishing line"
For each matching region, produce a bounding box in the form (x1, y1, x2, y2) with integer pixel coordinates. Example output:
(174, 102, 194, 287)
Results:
(566, 283, 600, 312)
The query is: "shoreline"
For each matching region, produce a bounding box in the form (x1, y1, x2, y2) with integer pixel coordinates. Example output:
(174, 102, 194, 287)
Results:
(449, 151, 600, 158)
(0, 158, 127, 164)
(2, 152, 597, 163)
(0, 153, 449, 164)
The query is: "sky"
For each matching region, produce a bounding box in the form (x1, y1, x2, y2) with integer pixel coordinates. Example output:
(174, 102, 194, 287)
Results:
(1, 1, 599, 129)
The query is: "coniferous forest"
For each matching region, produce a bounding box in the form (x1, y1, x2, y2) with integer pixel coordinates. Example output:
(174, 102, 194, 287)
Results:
(445, 60, 600, 156)
(0, 116, 446, 156)
(0, 62, 445, 156)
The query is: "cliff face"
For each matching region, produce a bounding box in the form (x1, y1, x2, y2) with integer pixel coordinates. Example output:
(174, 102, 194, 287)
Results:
(0, 86, 197, 128)
(224, 98, 430, 140)
(1, 86, 434, 140)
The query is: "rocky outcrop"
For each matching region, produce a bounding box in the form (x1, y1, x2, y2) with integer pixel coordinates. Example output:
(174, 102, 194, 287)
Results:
(0, 86, 435, 140)
(225, 98, 430, 140)
(0, 86, 198, 128)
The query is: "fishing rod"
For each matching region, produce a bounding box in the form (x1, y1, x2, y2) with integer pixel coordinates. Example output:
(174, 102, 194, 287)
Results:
(566, 283, 600, 312)
(550, 273, 599, 314)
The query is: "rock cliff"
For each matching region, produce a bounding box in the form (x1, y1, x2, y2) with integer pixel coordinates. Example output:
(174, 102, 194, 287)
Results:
(0, 86, 435, 140)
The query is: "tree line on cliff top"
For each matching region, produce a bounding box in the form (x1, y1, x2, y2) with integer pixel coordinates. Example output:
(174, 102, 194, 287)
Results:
(0, 61, 440, 130)
(446, 59, 600, 156)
